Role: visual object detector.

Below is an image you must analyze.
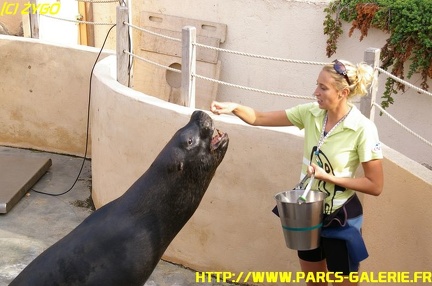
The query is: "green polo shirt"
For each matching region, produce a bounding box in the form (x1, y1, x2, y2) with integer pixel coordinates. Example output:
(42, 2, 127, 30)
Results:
(286, 102, 383, 214)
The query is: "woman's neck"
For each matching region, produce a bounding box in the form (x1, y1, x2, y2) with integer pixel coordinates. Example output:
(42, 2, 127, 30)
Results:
(325, 104, 351, 131)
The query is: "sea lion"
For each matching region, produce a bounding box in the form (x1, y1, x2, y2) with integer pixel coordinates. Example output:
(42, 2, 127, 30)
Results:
(10, 110, 229, 286)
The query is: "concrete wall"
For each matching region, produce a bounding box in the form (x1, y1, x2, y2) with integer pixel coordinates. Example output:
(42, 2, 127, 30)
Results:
(92, 55, 432, 280)
(362, 147, 432, 273)
(0, 0, 27, 36)
(0, 35, 113, 156)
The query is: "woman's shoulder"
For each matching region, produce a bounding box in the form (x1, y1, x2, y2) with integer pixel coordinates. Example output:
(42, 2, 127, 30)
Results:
(346, 105, 378, 131)
(287, 102, 322, 115)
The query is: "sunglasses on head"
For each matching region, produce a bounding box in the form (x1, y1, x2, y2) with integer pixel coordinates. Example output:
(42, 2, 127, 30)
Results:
(333, 60, 351, 86)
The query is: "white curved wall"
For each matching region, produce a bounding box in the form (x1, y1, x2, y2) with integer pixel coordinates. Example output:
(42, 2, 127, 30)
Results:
(92, 55, 432, 279)
(91, 56, 306, 272)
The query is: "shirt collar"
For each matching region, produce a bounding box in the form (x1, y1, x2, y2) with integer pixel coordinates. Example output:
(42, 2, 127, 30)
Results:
(310, 102, 362, 132)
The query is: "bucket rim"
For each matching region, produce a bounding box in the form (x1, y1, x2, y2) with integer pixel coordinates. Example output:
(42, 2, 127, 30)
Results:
(274, 189, 327, 204)
(274, 189, 327, 198)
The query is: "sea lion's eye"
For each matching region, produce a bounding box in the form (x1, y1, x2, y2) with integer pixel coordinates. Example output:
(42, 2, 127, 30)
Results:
(187, 138, 193, 145)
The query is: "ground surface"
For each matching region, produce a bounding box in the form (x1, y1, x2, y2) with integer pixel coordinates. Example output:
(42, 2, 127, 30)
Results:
(0, 146, 237, 286)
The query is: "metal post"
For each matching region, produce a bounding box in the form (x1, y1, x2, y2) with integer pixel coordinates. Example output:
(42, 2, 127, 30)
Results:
(29, 0, 39, 38)
(116, 5, 129, 86)
(181, 26, 196, 108)
(361, 48, 381, 122)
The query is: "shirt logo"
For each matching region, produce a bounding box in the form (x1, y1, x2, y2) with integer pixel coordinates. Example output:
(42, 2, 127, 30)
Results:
(372, 142, 382, 153)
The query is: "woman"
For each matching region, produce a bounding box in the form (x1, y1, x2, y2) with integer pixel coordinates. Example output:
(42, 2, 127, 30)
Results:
(210, 60, 384, 286)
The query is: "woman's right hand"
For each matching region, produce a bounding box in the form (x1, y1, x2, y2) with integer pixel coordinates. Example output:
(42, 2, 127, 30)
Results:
(210, 101, 292, 127)
(210, 101, 237, 115)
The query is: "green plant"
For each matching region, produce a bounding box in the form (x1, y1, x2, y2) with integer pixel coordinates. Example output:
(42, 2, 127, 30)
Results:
(324, 0, 432, 109)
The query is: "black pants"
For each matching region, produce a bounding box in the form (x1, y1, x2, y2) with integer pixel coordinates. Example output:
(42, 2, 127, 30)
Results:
(297, 194, 363, 275)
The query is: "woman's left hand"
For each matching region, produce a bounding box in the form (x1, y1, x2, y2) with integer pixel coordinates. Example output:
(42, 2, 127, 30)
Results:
(307, 163, 328, 181)
(308, 160, 384, 196)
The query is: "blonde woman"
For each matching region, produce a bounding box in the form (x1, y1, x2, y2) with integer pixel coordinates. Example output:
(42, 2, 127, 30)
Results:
(210, 60, 383, 286)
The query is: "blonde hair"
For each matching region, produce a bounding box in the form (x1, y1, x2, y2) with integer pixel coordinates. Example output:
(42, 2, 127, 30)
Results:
(323, 60, 375, 99)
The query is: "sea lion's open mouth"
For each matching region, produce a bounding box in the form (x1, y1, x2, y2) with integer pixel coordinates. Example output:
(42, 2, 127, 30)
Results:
(211, 128, 228, 151)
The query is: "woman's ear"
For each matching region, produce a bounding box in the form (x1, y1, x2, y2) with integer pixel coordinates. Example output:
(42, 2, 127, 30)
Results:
(340, 87, 350, 99)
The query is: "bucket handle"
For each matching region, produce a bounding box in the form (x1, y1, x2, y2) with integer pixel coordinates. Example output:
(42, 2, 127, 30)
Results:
(293, 175, 309, 190)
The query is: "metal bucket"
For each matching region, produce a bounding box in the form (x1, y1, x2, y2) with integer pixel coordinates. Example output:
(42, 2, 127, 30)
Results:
(274, 189, 326, 250)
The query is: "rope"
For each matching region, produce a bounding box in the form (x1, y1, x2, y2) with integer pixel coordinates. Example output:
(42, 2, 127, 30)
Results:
(124, 22, 181, 42)
(194, 42, 330, 66)
(40, 14, 115, 26)
(122, 23, 318, 99)
(194, 74, 315, 100)
(372, 102, 432, 148)
(76, 0, 119, 3)
(123, 51, 181, 73)
(125, 22, 328, 66)
(376, 67, 432, 97)
(124, 49, 314, 100)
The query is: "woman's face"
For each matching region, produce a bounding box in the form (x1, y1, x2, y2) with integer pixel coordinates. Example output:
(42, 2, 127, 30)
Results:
(313, 69, 342, 111)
